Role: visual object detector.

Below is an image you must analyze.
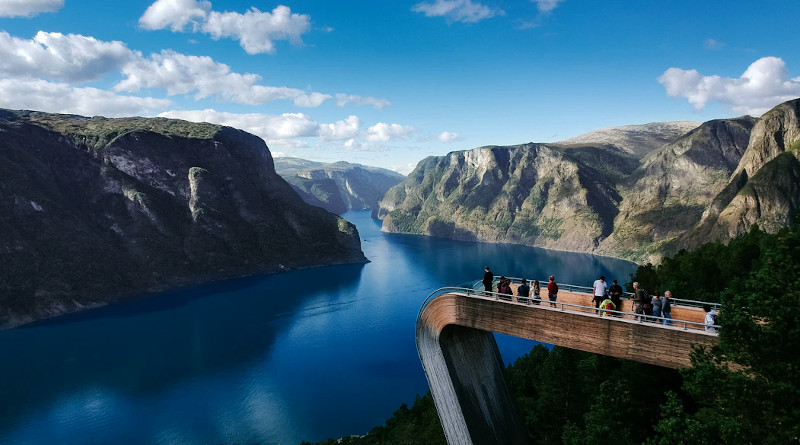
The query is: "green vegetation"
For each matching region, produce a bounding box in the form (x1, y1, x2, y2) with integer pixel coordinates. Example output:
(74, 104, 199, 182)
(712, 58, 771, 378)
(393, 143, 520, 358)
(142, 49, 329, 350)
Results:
(309, 219, 800, 444)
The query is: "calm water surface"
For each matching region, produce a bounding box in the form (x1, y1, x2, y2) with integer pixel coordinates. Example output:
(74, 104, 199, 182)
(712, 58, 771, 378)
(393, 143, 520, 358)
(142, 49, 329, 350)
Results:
(0, 210, 635, 444)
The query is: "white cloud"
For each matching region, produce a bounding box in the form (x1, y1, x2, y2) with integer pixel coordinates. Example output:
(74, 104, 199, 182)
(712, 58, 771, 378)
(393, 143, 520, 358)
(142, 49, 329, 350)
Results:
(438, 131, 461, 142)
(0, 0, 63, 17)
(0, 78, 172, 117)
(159, 109, 320, 140)
(391, 162, 417, 175)
(411, 0, 503, 23)
(364, 122, 416, 142)
(704, 38, 725, 50)
(319, 115, 361, 140)
(658, 57, 800, 116)
(115, 50, 331, 107)
(139, 0, 211, 31)
(0, 30, 388, 110)
(139, 0, 310, 55)
(0, 31, 134, 83)
(158, 109, 415, 153)
(532, 0, 565, 13)
(335, 93, 391, 110)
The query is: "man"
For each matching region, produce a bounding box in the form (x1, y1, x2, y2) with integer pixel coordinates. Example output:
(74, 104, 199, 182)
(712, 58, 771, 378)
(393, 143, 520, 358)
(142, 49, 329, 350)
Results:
(661, 291, 673, 325)
(482, 266, 493, 292)
(632, 282, 648, 321)
(592, 275, 608, 309)
(517, 279, 531, 303)
(608, 279, 624, 316)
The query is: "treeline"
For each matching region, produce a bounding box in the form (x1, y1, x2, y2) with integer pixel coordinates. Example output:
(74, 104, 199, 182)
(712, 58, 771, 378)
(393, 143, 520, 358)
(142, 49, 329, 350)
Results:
(306, 220, 800, 444)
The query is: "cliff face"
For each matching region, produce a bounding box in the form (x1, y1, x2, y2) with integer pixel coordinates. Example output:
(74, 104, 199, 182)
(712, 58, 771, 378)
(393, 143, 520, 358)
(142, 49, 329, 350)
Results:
(597, 117, 756, 262)
(274, 157, 404, 215)
(377, 98, 800, 263)
(377, 143, 632, 253)
(676, 100, 800, 249)
(0, 110, 366, 327)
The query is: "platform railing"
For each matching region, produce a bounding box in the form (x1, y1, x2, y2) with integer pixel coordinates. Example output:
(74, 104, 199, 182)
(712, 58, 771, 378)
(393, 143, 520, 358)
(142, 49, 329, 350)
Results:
(476, 276, 723, 311)
(424, 285, 720, 332)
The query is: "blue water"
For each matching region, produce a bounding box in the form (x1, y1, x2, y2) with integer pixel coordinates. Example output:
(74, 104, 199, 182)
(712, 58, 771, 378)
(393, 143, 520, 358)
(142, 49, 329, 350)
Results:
(0, 210, 636, 444)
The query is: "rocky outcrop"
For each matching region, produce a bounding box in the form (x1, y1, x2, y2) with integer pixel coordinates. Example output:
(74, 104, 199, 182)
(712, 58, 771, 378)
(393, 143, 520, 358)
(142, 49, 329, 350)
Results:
(0, 109, 366, 327)
(377, 98, 800, 263)
(274, 157, 404, 214)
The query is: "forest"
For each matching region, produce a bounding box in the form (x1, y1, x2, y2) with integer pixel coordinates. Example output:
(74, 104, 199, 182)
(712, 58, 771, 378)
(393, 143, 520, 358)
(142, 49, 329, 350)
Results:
(306, 217, 800, 444)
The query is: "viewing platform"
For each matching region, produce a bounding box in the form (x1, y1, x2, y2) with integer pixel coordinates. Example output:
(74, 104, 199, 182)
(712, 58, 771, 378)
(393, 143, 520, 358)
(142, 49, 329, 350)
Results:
(416, 278, 720, 445)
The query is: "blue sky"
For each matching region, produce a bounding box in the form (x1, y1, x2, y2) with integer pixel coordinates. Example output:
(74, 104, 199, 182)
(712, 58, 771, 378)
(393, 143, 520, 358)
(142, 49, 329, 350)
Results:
(1, 0, 799, 173)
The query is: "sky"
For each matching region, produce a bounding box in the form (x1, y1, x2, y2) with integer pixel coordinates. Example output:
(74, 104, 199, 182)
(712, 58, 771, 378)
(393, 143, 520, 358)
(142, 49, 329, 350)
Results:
(1, 0, 799, 174)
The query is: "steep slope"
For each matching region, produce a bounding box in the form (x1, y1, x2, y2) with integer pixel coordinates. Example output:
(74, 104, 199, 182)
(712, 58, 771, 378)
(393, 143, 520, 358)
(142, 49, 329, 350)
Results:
(556, 121, 701, 159)
(598, 116, 755, 261)
(0, 110, 366, 327)
(376, 143, 632, 252)
(274, 157, 404, 214)
(677, 99, 800, 249)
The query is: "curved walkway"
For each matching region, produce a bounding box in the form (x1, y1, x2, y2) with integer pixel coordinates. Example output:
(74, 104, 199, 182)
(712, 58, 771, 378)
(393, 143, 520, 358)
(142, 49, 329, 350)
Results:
(416, 285, 719, 445)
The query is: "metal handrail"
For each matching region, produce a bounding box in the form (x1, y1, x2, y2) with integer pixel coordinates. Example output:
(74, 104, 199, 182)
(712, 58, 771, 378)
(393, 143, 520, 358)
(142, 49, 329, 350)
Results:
(421, 286, 720, 332)
(477, 276, 723, 310)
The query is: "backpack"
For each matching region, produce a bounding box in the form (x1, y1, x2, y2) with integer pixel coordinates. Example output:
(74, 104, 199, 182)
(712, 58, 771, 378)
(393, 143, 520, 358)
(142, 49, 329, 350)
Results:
(636, 288, 650, 304)
(712, 312, 719, 326)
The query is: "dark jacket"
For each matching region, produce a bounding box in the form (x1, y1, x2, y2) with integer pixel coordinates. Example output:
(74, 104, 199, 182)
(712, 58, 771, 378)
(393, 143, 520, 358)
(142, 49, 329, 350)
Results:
(483, 271, 493, 285)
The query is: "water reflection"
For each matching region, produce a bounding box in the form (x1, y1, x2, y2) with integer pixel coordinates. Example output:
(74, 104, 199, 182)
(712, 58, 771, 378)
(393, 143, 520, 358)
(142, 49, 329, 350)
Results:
(0, 211, 636, 444)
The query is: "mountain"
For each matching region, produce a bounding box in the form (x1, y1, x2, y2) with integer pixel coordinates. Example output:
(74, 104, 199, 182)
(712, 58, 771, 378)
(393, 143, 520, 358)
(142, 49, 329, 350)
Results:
(555, 121, 701, 159)
(377, 98, 800, 263)
(597, 116, 756, 262)
(0, 109, 366, 327)
(675, 99, 800, 250)
(376, 143, 633, 253)
(274, 157, 404, 214)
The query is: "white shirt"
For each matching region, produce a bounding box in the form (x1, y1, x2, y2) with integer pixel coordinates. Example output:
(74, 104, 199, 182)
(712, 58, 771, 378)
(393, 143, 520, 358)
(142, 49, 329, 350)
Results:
(704, 310, 718, 333)
(593, 279, 607, 297)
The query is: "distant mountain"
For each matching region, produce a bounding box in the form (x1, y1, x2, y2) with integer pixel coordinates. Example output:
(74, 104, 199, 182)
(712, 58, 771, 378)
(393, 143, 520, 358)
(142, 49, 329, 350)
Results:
(556, 121, 701, 159)
(377, 99, 800, 263)
(274, 157, 404, 215)
(0, 110, 366, 327)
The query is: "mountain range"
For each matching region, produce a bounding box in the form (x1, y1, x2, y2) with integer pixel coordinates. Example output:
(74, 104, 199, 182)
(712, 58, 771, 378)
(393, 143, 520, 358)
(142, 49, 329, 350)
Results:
(376, 98, 800, 264)
(273, 157, 404, 215)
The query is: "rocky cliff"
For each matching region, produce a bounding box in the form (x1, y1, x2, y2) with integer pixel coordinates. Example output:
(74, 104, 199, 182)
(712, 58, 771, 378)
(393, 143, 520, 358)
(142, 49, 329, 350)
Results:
(274, 157, 404, 215)
(675, 99, 800, 250)
(0, 109, 366, 327)
(377, 99, 800, 263)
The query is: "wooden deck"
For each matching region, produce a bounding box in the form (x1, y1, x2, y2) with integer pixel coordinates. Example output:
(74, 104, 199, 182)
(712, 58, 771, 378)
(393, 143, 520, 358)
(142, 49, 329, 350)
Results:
(416, 287, 719, 445)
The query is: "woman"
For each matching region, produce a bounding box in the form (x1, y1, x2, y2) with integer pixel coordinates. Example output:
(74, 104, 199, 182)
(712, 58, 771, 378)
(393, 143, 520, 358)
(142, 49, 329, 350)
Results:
(532, 280, 541, 305)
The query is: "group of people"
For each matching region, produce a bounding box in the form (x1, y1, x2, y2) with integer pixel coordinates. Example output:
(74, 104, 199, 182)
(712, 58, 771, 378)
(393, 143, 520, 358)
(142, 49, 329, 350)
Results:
(482, 267, 559, 306)
(482, 268, 720, 331)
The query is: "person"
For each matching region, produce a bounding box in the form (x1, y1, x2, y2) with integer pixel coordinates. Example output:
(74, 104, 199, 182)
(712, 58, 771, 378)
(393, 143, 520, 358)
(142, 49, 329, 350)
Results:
(599, 298, 616, 316)
(498, 276, 513, 299)
(592, 275, 608, 309)
(517, 279, 530, 303)
(482, 266, 494, 292)
(651, 293, 663, 323)
(704, 305, 718, 333)
(532, 280, 541, 305)
(608, 279, 624, 316)
(632, 282, 648, 321)
(661, 291, 673, 325)
(547, 275, 558, 307)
